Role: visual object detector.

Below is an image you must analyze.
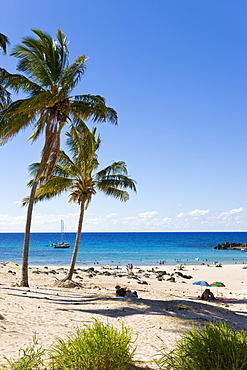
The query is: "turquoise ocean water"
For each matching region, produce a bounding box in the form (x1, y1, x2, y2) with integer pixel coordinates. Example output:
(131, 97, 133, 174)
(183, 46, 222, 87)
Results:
(1, 232, 247, 267)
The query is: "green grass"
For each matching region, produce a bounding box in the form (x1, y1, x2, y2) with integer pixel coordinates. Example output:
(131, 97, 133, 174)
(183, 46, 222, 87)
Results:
(48, 319, 135, 370)
(1, 335, 46, 370)
(156, 321, 247, 370)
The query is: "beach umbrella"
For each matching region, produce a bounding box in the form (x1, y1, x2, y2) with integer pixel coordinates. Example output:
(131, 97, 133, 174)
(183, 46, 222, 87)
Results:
(210, 282, 225, 287)
(210, 282, 226, 296)
(192, 280, 210, 293)
(193, 280, 210, 287)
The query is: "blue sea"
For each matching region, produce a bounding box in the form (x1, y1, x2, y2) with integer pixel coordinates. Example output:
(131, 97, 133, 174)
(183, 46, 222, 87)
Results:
(0, 232, 247, 267)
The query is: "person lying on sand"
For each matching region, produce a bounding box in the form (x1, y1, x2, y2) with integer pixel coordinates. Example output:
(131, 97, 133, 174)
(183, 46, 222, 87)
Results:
(115, 285, 138, 298)
(201, 288, 217, 301)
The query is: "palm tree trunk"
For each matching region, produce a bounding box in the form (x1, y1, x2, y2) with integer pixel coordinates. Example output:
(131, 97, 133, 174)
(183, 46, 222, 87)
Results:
(66, 201, 85, 280)
(20, 159, 49, 287)
(20, 180, 39, 287)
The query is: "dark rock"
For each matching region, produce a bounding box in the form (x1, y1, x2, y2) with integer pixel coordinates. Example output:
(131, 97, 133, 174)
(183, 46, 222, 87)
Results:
(172, 272, 192, 279)
(214, 242, 247, 250)
(137, 280, 148, 285)
(166, 277, 176, 282)
(75, 275, 83, 280)
(142, 273, 150, 278)
(102, 271, 111, 276)
(156, 271, 167, 278)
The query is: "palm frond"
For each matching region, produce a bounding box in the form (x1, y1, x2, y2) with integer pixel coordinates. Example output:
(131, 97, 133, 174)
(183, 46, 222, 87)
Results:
(0, 102, 37, 145)
(23, 176, 72, 206)
(99, 187, 130, 202)
(27, 162, 42, 178)
(31, 29, 64, 83)
(12, 29, 70, 88)
(67, 124, 99, 165)
(0, 85, 11, 109)
(96, 161, 128, 178)
(12, 43, 52, 87)
(0, 33, 10, 54)
(56, 29, 69, 72)
(97, 176, 137, 192)
(0, 68, 43, 95)
(27, 111, 48, 142)
(61, 55, 87, 93)
(56, 150, 76, 170)
(71, 95, 118, 125)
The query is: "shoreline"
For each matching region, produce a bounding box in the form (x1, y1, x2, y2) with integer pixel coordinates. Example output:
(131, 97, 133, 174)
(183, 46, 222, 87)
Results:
(4, 258, 247, 269)
(0, 261, 247, 368)
(2, 231, 247, 269)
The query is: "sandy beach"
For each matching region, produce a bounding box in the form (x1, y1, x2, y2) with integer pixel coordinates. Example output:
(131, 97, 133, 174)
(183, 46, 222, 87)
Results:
(0, 261, 247, 368)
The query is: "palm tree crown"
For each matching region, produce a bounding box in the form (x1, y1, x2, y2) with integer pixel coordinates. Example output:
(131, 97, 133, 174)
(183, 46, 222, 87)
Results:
(0, 29, 117, 177)
(24, 125, 136, 280)
(26, 125, 136, 209)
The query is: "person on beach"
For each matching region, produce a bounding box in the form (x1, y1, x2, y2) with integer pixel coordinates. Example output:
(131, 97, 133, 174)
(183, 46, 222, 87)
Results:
(201, 288, 216, 301)
(115, 285, 138, 298)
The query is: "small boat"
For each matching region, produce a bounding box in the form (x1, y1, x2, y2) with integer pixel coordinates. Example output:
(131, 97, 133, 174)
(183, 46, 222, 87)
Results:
(51, 220, 71, 248)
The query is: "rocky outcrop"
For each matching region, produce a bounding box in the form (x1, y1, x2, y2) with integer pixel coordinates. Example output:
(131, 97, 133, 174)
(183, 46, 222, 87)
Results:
(214, 242, 247, 250)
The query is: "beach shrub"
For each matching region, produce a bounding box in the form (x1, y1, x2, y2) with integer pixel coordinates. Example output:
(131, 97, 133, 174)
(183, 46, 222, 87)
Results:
(156, 321, 247, 370)
(48, 319, 135, 370)
(2, 334, 46, 370)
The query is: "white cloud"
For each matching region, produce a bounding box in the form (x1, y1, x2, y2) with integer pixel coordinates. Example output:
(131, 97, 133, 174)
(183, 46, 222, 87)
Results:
(0, 214, 10, 220)
(161, 217, 172, 223)
(0, 207, 246, 232)
(188, 209, 209, 217)
(218, 207, 245, 217)
(177, 209, 209, 218)
(138, 211, 159, 219)
(106, 213, 117, 219)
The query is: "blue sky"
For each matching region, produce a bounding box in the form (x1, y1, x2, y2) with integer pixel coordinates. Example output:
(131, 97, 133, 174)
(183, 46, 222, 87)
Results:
(1, 0, 247, 232)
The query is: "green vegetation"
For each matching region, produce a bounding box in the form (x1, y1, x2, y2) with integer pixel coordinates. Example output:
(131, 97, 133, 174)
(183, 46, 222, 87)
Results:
(49, 319, 135, 370)
(2, 335, 45, 370)
(2, 321, 247, 370)
(156, 321, 247, 370)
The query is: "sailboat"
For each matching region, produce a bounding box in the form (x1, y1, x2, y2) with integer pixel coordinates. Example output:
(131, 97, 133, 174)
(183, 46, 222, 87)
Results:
(51, 220, 71, 248)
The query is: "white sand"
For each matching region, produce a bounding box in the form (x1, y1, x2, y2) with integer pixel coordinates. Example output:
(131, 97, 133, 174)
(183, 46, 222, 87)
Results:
(0, 261, 247, 368)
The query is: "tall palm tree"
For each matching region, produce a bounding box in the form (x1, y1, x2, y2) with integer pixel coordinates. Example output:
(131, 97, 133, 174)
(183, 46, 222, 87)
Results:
(0, 33, 9, 54)
(0, 29, 117, 287)
(24, 126, 136, 281)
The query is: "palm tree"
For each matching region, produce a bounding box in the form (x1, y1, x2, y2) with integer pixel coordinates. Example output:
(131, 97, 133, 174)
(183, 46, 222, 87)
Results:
(0, 29, 117, 287)
(24, 126, 136, 282)
(0, 33, 9, 54)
